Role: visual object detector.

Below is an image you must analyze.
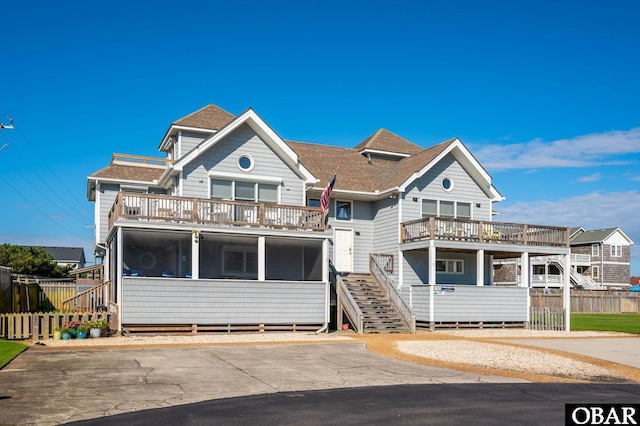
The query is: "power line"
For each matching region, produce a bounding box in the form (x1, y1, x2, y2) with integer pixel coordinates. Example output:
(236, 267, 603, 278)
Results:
(0, 131, 90, 224)
(0, 172, 91, 242)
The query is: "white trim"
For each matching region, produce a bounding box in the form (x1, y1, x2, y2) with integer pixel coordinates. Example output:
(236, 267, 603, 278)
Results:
(334, 200, 353, 222)
(397, 138, 503, 202)
(172, 109, 316, 183)
(435, 258, 464, 274)
(209, 171, 283, 184)
(237, 153, 255, 172)
(441, 176, 454, 192)
(358, 148, 412, 158)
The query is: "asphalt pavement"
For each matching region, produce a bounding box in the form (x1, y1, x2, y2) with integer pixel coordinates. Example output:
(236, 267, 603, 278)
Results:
(1, 336, 639, 425)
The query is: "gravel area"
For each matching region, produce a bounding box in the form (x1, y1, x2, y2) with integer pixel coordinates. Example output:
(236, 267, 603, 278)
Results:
(35, 332, 351, 347)
(396, 340, 618, 380)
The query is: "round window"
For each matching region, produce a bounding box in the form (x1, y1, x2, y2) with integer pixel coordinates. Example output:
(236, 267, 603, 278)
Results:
(237, 154, 254, 171)
(442, 177, 454, 191)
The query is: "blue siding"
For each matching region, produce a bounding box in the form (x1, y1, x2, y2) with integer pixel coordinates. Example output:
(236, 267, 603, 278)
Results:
(403, 153, 492, 222)
(122, 277, 326, 324)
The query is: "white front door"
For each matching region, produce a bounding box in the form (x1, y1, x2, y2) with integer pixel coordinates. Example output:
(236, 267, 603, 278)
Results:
(334, 229, 353, 273)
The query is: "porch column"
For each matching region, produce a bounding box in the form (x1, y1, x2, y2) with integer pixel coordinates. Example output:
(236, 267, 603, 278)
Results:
(116, 227, 123, 332)
(564, 253, 571, 331)
(428, 240, 436, 330)
(191, 230, 200, 280)
(476, 249, 484, 286)
(520, 252, 529, 288)
(258, 236, 266, 281)
(521, 252, 530, 322)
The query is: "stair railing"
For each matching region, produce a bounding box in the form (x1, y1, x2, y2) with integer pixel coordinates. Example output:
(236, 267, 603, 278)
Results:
(369, 254, 416, 333)
(330, 260, 363, 334)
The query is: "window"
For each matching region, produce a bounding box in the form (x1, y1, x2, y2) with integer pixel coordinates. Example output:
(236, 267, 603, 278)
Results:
(457, 202, 471, 219)
(440, 201, 454, 218)
(442, 177, 454, 192)
(211, 179, 279, 203)
(308, 198, 320, 208)
(435, 259, 463, 274)
(222, 246, 257, 278)
(611, 245, 622, 257)
(336, 201, 352, 221)
(592, 265, 600, 279)
(422, 199, 471, 219)
(235, 181, 255, 201)
(258, 183, 278, 203)
(237, 154, 254, 171)
(591, 244, 600, 256)
(422, 199, 437, 217)
(211, 179, 232, 199)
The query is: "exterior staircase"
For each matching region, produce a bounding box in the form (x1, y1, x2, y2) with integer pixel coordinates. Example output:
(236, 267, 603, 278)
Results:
(340, 273, 410, 333)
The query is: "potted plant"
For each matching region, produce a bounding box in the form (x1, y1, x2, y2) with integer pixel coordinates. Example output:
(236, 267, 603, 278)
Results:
(76, 322, 90, 339)
(88, 318, 108, 338)
(53, 327, 62, 340)
(65, 320, 82, 338)
(60, 325, 73, 340)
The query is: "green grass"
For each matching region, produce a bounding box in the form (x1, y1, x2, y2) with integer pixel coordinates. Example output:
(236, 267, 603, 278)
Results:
(0, 339, 28, 370)
(571, 313, 640, 334)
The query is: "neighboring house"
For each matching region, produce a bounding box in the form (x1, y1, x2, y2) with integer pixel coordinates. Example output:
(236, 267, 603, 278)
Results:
(631, 277, 640, 286)
(82, 104, 572, 333)
(494, 227, 634, 290)
(20, 246, 86, 269)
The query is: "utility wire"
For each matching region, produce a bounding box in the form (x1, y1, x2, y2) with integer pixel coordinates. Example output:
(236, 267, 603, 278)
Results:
(14, 122, 94, 217)
(0, 131, 89, 224)
(0, 172, 90, 242)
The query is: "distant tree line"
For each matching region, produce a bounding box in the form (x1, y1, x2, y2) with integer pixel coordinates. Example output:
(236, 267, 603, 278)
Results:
(0, 244, 73, 278)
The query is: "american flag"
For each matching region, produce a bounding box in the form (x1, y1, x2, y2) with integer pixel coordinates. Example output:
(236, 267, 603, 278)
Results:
(320, 172, 337, 215)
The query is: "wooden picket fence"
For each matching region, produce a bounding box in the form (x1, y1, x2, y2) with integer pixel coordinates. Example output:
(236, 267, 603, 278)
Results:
(0, 311, 116, 340)
(528, 307, 565, 331)
(530, 291, 640, 313)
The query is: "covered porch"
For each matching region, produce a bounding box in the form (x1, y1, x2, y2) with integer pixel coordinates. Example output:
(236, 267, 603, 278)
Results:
(102, 215, 330, 333)
(399, 216, 572, 330)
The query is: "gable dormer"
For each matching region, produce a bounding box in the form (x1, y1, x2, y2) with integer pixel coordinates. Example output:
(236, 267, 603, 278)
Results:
(158, 104, 235, 161)
(354, 128, 423, 162)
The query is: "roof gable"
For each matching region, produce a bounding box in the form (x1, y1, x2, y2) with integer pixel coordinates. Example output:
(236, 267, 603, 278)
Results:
(159, 104, 236, 151)
(354, 129, 423, 157)
(173, 104, 235, 129)
(570, 227, 634, 245)
(165, 109, 316, 184)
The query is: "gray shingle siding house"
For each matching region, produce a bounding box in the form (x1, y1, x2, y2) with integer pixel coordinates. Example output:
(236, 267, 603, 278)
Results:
(494, 227, 633, 290)
(87, 104, 572, 332)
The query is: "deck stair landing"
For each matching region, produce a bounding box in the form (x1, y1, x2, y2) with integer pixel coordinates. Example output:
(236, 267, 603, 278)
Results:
(341, 273, 409, 333)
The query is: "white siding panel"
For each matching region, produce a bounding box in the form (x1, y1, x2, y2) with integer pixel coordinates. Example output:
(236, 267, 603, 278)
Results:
(98, 184, 119, 244)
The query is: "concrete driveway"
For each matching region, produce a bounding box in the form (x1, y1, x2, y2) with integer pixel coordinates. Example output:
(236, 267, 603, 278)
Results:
(0, 342, 525, 425)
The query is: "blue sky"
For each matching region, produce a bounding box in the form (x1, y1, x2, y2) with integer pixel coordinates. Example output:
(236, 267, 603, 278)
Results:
(1, 0, 639, 275)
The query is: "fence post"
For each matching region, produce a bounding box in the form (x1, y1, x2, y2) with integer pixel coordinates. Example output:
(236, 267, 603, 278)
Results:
(32, 313, 39, 341)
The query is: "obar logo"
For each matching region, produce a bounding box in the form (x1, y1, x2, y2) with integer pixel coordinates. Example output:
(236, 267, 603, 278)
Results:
(566, 404, 639, 425)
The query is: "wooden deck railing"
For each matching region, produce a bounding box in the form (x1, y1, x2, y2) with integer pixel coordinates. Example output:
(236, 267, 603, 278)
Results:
(401, 217, 569, 247)
(108, 193, 325, 232)
(61, 281, 112, 312)
(370, 254, 415, 333)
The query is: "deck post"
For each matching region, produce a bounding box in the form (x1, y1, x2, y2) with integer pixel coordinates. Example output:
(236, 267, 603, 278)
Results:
(192, 229, 200, 280)
(476, 249, 484, 286)
(429, 240, 436, 331)
(564, 253, 571, 331)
